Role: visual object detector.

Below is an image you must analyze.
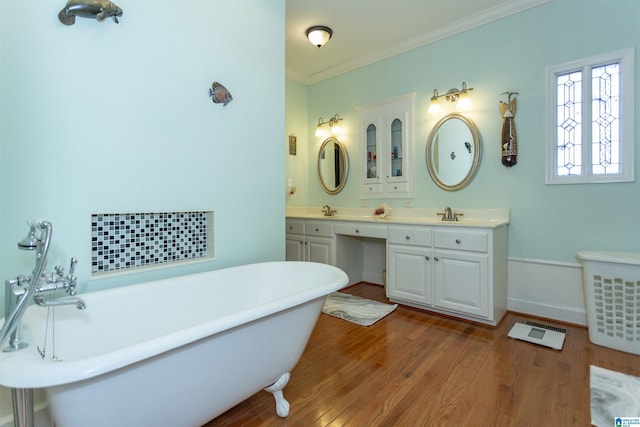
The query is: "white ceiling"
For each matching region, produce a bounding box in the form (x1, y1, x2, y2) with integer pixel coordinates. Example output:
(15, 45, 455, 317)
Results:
(286, 0, 550, 84)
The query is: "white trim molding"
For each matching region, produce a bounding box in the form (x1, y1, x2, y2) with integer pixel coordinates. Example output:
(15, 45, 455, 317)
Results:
(507, 257, 586, 325)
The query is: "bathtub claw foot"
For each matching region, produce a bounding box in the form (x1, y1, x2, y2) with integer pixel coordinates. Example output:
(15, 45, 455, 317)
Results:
(264, 372, 290, 417)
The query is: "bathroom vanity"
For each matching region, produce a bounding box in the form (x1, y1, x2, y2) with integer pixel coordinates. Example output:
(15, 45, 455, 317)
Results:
(286, 208, 509, 326)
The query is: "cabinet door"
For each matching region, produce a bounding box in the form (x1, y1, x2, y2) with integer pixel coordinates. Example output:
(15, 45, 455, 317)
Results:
(357, 93, 414, 199)
(386, 116, 407, 182)
(306, 236, 334, 265)
(285, 234, 305, 261)
(434, 250, 489, 318)
(365, 121, 379, 182)
(387, 244, 432, 305)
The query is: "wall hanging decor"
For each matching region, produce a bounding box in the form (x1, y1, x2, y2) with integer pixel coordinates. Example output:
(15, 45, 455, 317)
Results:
(58, 0, 123, 25)
(499, 91, 519, 167)
(210, 82, 233, 106)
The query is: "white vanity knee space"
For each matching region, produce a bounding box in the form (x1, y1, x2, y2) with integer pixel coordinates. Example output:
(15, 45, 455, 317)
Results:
(286, 208, 509, 326)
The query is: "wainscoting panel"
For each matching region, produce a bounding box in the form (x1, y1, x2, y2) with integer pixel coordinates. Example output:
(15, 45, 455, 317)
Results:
(507, 257, 586, 325)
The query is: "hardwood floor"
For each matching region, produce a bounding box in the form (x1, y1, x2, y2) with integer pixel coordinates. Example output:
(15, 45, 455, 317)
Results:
(203, 283, 640, 426)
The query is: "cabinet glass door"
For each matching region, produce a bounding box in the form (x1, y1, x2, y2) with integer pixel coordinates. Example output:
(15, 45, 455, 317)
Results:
(390, 118, 403, 178)
(366, 123, 378, 179)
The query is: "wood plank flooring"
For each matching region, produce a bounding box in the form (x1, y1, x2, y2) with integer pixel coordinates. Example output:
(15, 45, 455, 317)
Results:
(203, 283, 640, 426)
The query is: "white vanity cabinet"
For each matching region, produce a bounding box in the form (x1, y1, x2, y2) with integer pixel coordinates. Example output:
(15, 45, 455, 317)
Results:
(387, 226, 433, 305)
(433, 229, 490, 318)
(285, 219, 335, 265)
(386, 224, 508, 326)
(356, 93, 415, 199)
(286, 210, 508, 326)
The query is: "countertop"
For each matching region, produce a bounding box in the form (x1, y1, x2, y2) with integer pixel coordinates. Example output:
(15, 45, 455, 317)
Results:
(286, 207, 510, 228)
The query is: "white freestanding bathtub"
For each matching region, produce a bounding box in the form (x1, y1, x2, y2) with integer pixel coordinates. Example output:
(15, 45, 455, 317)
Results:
(0, 261, 348, 427)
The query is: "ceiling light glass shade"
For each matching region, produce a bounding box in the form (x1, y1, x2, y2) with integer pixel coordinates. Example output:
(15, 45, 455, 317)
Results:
(306, 26, 333, 48)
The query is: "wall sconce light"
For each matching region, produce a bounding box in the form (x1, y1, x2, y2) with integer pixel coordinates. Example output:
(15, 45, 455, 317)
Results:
(306, 26, 333, 48)
(427, 82, 474, 114)
(315, 114, 343, 137)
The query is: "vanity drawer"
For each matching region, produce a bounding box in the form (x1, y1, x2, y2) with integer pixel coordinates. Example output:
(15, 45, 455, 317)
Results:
(361, 183, 382, 195)
(385, 181, 409, 194)
(334, 222, 387, 239)
(305, 221, 334, 237)
(388, 226, 432, 246)
(434, 229, 488, 252)
(286, 219, 304, 235)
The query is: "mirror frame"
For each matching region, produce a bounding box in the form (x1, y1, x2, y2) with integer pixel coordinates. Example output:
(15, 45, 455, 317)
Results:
(317, 136, 349, 195)
(425, 113, 481, 191)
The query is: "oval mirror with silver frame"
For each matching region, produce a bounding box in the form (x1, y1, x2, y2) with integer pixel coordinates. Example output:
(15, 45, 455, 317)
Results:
(318, 136, 349, 195)
(425, 113, 481, 191)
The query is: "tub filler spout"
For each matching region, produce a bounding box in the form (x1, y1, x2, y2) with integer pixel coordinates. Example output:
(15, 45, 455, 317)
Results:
(34, 294, 86, 310)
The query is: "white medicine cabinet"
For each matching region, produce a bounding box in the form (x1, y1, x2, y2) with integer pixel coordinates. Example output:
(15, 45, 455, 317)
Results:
(356, 92, 415, 198)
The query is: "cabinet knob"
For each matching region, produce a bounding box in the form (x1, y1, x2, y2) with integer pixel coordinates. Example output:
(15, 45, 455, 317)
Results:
(405, 235, 410, 240)
(355, 229, 360, 233)
(425, 256, 430, 260)
(394, 186, 398, 190)
(434, 256, 439, 261)
(455, 239, 461, 244)
(315, 228, 319, 232)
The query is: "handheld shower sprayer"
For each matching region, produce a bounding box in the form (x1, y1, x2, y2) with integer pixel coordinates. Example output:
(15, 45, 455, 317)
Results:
(17, 221, 39, 251)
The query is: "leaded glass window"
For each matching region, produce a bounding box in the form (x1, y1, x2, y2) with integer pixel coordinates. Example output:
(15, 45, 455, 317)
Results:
(546, 49, 634, 184)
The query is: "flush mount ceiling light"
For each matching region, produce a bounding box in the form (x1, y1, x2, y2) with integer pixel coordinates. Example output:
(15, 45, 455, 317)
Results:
(306, 25, 333, 48)
(428, 81, 474, 114)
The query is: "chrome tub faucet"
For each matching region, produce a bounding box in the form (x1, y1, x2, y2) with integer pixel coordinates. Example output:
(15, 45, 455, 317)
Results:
(1, 221, 85, 353)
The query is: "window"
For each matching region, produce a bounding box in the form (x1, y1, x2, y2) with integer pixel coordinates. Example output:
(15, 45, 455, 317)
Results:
(546, 48, 634, 184)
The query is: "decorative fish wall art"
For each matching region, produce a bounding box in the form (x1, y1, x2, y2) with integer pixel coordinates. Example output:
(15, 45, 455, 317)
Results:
(58, 0, 123, 26)
(210, 82, 233, 106)
(499, 91, 519, 167)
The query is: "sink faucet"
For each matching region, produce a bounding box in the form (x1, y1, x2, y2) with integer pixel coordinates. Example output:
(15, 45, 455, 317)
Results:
(438, 207, 464, 222)
(321, 205, 337, 217)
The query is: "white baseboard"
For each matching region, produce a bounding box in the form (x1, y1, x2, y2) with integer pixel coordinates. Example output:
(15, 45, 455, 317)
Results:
(507, 257, 586, 325)
(362, 271, 384, 285)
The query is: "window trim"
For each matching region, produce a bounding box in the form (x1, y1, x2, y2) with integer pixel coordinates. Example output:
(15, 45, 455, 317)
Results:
(545, 48, 635, 184)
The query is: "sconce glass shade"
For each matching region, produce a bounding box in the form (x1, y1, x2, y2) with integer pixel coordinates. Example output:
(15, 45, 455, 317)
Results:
(427, 93, 443, 115)
(306, 26, 333, 48)
(456, 90, 472, 110)
(315, 126, 326, 138)
(330, 124, 341, 135)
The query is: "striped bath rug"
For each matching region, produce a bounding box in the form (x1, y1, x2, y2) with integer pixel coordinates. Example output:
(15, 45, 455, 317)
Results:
(322, 292, 397, 326)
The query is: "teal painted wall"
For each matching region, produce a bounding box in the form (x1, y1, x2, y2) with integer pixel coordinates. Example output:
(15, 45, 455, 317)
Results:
(285, 79, 309, 207)
(0, 0, 285, 305)
(286, 0, 640, 263)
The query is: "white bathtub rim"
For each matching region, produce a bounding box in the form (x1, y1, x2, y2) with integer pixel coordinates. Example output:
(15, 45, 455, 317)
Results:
(0, 261, 348, 389)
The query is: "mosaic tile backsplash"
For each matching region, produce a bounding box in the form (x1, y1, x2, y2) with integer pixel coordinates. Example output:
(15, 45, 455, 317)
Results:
(91, 211, 212, 274)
